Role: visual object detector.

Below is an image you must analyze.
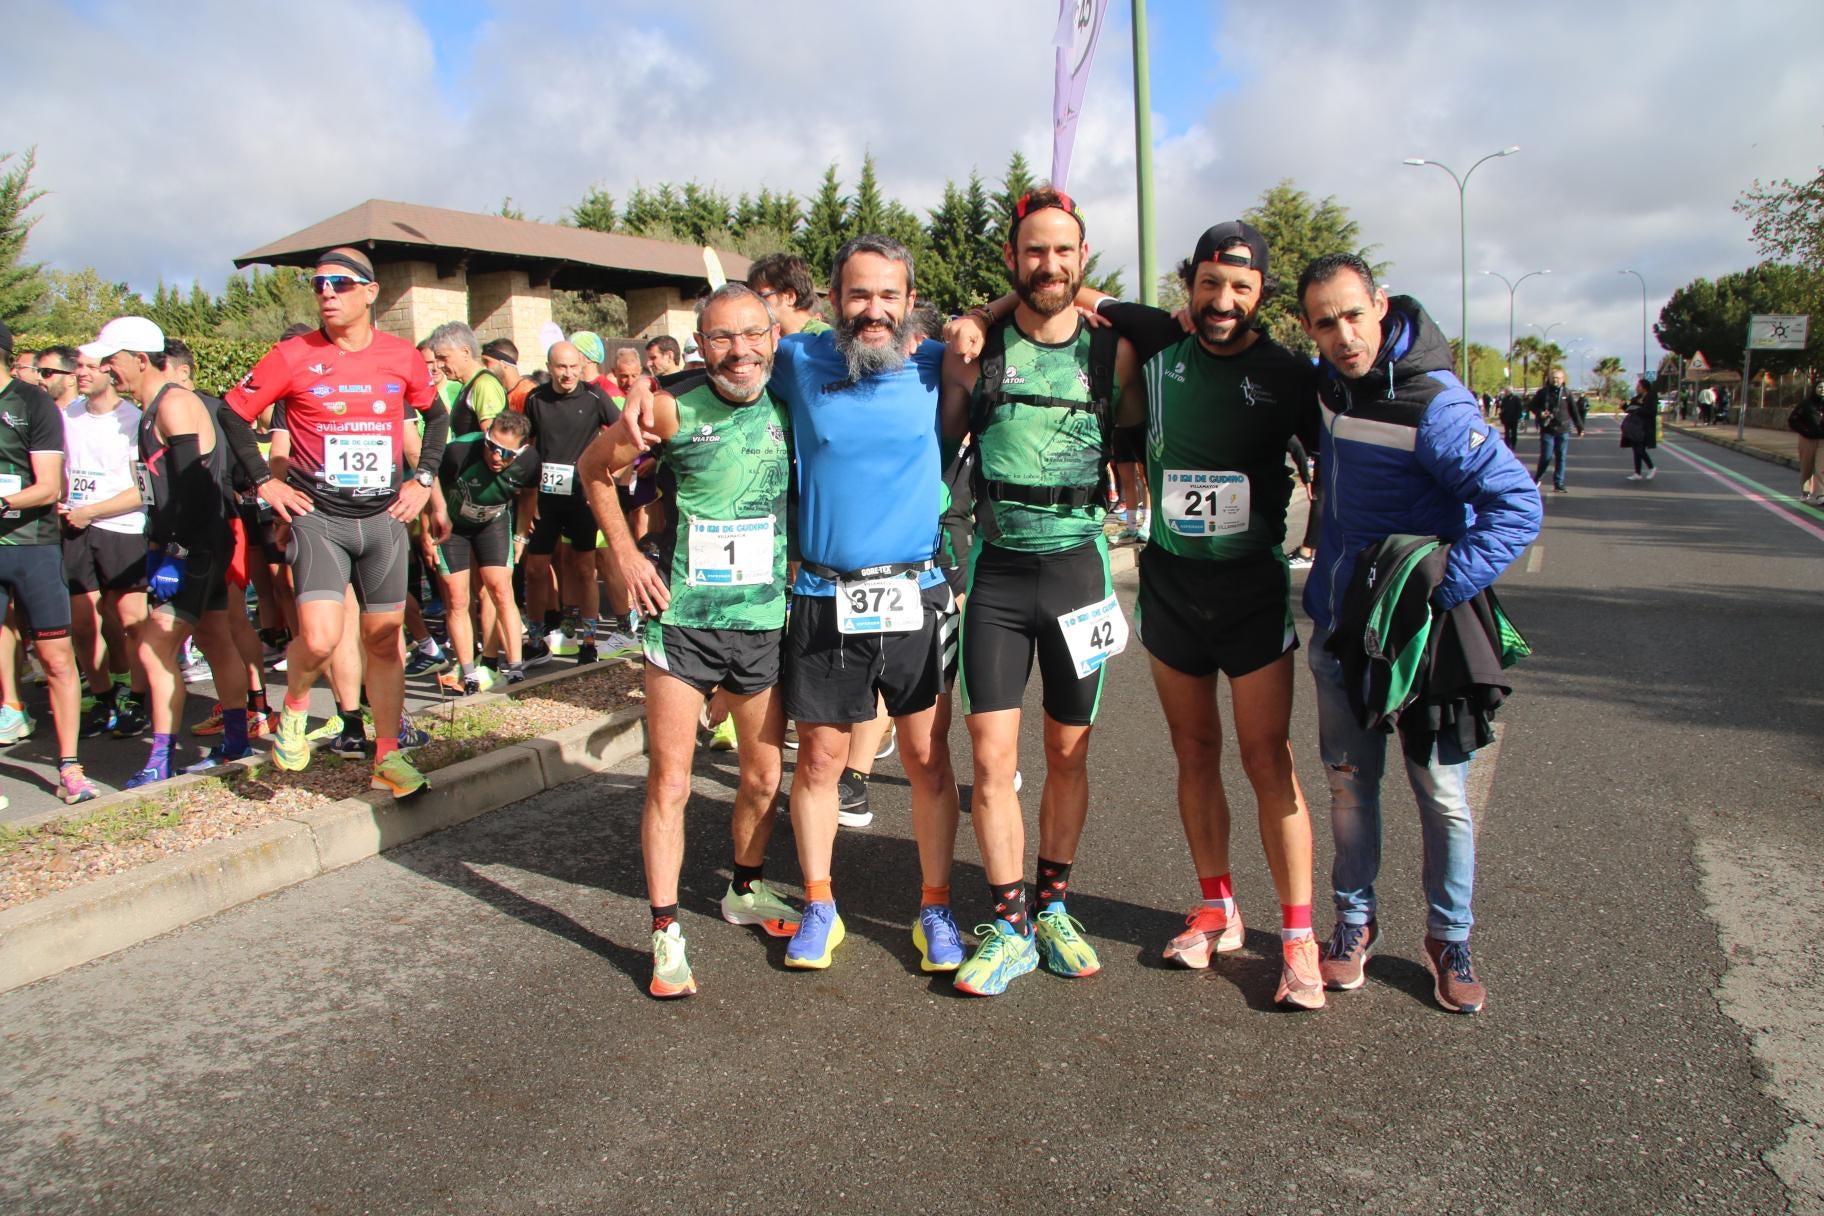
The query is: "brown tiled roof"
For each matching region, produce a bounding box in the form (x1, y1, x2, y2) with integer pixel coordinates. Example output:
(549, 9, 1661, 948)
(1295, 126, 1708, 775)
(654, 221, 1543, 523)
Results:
(234, 199, 750, 294)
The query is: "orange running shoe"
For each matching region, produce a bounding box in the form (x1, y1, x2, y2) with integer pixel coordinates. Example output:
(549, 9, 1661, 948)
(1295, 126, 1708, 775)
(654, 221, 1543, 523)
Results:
(1162, 904, 1245, 969)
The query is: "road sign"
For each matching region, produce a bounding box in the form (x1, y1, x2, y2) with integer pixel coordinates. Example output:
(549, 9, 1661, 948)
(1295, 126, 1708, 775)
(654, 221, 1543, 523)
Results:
(1748, 314, 1809, 350)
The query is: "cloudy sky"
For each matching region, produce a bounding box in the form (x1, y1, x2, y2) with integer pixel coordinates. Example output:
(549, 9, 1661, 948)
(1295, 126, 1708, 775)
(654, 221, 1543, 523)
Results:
(7, 0, 1821, 378)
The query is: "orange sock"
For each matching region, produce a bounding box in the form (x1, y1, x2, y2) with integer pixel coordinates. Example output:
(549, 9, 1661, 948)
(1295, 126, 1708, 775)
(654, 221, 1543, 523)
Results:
(920, 884, 950, 907)
(283, 694, 309, 715)
(374, 736, 399, 764)
(804, 878, 833, 904)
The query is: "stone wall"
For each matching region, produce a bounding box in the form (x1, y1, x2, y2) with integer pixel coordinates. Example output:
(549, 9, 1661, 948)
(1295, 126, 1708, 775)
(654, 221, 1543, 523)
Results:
(374, 260, 467, 344)
(624, 286, 696, 341)
(468, 269, 552, 372)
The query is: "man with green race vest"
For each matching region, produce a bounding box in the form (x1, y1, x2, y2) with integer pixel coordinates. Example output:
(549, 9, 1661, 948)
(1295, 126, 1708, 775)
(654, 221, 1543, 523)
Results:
(576, 283, 798, 998)
(936, 187, 1143, 996)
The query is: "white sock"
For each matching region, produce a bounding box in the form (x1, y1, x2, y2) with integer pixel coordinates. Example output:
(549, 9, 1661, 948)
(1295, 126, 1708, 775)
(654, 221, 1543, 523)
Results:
(1202, 896, 1236, 915)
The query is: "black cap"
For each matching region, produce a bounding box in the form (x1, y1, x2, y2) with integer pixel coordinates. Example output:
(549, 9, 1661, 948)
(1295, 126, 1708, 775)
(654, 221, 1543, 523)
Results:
(1190, 221, 1269, 280)
(0, 320, 12, 359)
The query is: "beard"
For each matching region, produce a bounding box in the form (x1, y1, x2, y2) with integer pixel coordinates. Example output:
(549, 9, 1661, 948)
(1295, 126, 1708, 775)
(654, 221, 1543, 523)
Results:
(706, 350, 773, 401)
(1194, 301, 1254, 348)
(1015, 267, 1082, 318)
(833, 310, 914, 380)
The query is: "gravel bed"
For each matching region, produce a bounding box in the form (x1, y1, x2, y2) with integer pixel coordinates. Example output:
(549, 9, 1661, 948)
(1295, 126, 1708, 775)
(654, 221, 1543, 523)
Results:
(0, 662, 643, 912)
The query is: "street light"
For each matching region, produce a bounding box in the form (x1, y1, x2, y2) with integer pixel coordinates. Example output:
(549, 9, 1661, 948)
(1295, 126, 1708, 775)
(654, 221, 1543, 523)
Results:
(1483, 268, 1549, 385)
(1618, 269, 1648, 383)
(1405, 145, 1521, 382)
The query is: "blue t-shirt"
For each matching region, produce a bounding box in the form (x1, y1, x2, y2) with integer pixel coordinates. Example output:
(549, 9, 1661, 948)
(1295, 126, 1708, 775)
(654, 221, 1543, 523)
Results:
(771, 330, 948, 596)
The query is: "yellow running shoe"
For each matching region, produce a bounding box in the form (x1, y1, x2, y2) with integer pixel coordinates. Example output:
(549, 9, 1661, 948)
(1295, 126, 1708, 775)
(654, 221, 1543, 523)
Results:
(272, 707, 311, 771)
(371, 750, 428, 797)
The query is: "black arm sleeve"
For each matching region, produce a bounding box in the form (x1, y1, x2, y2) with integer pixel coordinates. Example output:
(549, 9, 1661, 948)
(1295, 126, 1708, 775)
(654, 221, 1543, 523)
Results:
(215, 402, 273, 486)
(1096, 299, 1192, 363)
(414, 399, 451, 479)
(1286, 435, 1312, 485)
(167, 433, 219, 558)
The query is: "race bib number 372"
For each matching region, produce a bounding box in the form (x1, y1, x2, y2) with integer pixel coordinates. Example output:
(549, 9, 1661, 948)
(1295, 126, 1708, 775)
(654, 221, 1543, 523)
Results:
(1162, 469, 1249, 537)
(836, 572, 922, 634)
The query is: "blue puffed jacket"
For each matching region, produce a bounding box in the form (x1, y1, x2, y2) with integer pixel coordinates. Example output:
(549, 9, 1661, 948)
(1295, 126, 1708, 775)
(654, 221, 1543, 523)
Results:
(1303, 296, 1542, 632)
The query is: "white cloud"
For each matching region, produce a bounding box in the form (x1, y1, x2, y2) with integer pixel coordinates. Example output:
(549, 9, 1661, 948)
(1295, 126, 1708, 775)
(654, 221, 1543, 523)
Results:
(5, 0, 1820, 374)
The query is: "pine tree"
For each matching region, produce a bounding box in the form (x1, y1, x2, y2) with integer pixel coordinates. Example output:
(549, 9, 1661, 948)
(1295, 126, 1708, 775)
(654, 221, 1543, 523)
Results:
(0, 148, 47, 325)
(567, 186, 618, 232)
(796, 163, 849, 284)
(849, 153, 886, 236)
(987, 152, 1038, 297)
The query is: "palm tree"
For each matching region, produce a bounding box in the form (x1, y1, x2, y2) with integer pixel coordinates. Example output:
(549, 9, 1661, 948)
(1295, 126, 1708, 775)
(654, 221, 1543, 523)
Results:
(1535, 342, 1565, 380)
(1591, 355, 1626, 400)
(1511, 335, 1545, 393)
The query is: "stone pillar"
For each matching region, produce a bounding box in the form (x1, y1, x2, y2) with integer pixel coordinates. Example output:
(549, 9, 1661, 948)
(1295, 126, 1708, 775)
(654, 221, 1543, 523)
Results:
(373, 259, 469, 344)
(467, 269, 552, 371)
(624, 285, 697, 342)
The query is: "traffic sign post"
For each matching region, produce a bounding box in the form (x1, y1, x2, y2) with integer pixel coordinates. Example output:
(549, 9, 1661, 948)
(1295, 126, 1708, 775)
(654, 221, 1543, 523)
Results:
(1739, 314, 1810, 438)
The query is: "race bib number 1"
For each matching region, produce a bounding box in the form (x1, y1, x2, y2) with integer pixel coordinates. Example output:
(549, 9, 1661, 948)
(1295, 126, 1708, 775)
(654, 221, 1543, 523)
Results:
(323, 435, 393, 490)
(540, 462, 576, 496)
(836, 572, 922, 634)
(1056, 592, 1129, 679)
(687, 516, 774, 586)
(1162, 469, 1249, 536)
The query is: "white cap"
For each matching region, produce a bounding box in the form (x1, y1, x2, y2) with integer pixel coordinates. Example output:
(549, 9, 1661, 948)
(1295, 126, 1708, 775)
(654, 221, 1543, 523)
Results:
(80, 316, 166, 361)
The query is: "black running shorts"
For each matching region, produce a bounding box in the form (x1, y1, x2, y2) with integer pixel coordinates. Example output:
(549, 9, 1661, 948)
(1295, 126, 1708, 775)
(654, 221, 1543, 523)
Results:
(439, 516, 513, 575)
(0, 543, 74, 639)
(784, 582, 955, 724)
(960, 538, 1114, 726)
(1136, 546, 1297, 679)
(63, 526, 147, 594)
(644, 622, 782, 696)
(526, 492, 599, 556)
(149, 532, 232, 625)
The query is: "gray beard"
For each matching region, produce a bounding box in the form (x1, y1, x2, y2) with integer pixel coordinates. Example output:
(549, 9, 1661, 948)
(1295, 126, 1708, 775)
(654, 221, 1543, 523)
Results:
(834, 318, 913, 381)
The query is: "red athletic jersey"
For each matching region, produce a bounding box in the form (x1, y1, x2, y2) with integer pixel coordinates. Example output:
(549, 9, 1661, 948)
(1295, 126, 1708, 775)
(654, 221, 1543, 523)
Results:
(226, 329, 434, 516)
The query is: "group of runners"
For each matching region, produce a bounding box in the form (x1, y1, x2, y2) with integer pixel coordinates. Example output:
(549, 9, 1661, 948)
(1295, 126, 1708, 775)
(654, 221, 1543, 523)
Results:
(0, 190, 1542, 1015)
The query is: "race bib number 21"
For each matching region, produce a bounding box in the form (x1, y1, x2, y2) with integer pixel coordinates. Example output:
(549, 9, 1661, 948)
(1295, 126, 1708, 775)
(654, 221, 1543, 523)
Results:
(1162, 469, 1249, 537)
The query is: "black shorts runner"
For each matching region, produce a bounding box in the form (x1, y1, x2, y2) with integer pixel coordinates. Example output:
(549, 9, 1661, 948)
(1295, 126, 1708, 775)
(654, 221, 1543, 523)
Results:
(526, 492, 598, 555)
(149, 531, 232, 625)
(1136, 545, 1296, 679)
(644, 622, 782, 696)
(63, 526, 147, 594)
(960, 538, 1114, 726)
(0, 544, 74, 639)
(239, 500, 282, 564)
(785, 581, 955, 724)
(439, 516, 512, 575)
(287, 509, 410, 613)
(1112, 422, 1146, 465)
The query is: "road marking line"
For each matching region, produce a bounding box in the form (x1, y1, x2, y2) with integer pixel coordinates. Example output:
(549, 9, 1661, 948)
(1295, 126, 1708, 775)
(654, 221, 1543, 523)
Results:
(1659, 442, 1824, 544)
(1525, 545, 1543, 573)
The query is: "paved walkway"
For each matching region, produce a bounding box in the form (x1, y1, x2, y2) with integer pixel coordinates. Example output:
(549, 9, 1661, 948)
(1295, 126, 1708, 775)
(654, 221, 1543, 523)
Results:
(1666, 420, 1807, 472)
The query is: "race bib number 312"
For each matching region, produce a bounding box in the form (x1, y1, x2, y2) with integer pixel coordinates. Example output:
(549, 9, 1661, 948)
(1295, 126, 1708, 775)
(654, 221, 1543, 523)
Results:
(1162, 469, 1249, 536)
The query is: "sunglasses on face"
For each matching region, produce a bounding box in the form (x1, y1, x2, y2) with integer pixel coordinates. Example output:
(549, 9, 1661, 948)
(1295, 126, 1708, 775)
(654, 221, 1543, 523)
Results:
(311, 274, 371, 294)
(37, 366, 73, 377)
(483, 437, 523, 461)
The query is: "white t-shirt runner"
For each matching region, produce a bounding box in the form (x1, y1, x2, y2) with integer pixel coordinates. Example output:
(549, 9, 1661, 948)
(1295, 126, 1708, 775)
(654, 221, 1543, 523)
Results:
(62, 398, 147, 535)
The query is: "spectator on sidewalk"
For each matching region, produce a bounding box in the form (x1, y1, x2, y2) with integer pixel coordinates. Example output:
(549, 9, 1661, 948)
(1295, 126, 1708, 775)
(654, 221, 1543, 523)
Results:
(1621, 379, 1658, 482)
(1788, 378, 1823, 504)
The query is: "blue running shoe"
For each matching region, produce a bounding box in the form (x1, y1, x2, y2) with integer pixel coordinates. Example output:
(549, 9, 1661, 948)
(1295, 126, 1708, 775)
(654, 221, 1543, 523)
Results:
(912, 904, 965, 972)
(184, 743, 255, 774)
(784, 900, 846, 970)
(398, 711, 431, 749)
(953, 919, 1040, 996)
(124, 765, 170, 790)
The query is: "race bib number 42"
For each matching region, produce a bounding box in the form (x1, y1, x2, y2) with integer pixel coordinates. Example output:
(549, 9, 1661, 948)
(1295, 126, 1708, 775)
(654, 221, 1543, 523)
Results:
(1056, 592, 1129, 679)
(1162, 469, 1249, 537)
(836, 572, 922, 634)
(323, 435, 393, 490)
(687, 516, 774, 586)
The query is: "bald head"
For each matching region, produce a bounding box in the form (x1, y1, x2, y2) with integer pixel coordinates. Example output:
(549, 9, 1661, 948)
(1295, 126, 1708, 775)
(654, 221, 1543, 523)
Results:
(547, 341, 584, 394)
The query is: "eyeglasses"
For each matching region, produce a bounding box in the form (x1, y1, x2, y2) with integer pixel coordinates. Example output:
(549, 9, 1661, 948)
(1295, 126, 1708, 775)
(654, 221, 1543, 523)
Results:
(1012, 189, 1086, 232)
(483, 437, 523, 461)
(311, 274, 371, 294)
(751, 287, 779, 300)
(37, 367, 73, 378)
(700, 327, 771, 353)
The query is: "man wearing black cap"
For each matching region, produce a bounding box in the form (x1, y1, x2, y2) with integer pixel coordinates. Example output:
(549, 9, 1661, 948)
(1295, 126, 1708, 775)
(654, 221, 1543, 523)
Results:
(951, 219, 1327, 1009)
(0, 320, 97, 802)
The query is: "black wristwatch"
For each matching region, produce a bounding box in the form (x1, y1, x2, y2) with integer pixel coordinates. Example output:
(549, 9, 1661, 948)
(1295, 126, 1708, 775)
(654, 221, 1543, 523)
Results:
(412, 468, 434, 488)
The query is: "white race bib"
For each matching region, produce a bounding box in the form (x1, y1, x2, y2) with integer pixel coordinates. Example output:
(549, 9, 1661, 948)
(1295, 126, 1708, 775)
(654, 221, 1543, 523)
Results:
(1056, 592, 1129, 679)
(540, 462, 576, 496)
(687, 516, 774, 587)
(130, 462, 155, 507)
(67, 468, 107, 505)
(1162, 469, 1249, 537)
(836, 572, 922, 634)
(0, 473, 22, 497)
(457, 497, 500, 525)
(323, 435, 393, 489)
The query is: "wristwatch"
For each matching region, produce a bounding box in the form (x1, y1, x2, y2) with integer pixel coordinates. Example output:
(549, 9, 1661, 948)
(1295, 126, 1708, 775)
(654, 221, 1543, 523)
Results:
(412, 468, 434, 488)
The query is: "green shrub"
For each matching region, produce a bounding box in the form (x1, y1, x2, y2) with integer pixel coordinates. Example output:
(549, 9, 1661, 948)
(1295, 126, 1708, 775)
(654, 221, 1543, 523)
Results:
(13, 332, 273, 396)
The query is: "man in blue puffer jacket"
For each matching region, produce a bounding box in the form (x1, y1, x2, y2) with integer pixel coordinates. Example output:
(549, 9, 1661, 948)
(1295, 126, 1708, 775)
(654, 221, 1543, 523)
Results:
(1294, 252, 1541, 1015)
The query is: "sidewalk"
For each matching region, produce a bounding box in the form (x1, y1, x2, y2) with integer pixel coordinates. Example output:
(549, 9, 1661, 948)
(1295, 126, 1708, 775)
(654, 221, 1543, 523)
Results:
(1665, 421, 1804, 472)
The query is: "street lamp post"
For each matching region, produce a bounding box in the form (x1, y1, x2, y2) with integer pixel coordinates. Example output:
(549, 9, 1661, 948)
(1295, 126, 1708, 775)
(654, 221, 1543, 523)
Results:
(1483, 268, 1549, 385)
(1405, 145, 1520, 383)
(1618, 269, 1648, 383)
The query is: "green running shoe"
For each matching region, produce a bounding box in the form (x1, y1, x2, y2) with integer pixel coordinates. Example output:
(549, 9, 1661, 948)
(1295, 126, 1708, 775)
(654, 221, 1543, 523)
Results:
(0, 704, 36, 745)
(371, 750, 428, 797)
(650, 923, 697, 998)
(952, 920, 1040, 996)
(720, 879, 800, 936)
(1034, 906, 1102, 977)
(273, 707, 312, 771)
(304, 712, 346, 743)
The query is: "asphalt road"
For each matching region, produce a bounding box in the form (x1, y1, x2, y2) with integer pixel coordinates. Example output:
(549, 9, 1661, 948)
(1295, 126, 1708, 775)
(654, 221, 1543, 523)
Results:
(2, 420, 1819, 1215)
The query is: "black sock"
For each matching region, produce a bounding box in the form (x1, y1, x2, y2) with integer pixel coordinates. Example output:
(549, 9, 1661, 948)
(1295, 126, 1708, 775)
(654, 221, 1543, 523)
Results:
(247, 689, 270, 714)
(843, 768, 869, 787)
(480, 656, 499, 672)
(731, 862, 764, 895)
(1035, 857, 1072, 911)
(990, 880, 1031, 936)
(339, 711, 364, 739)
(59, 756, 80, 770)
(544, 610, 562, 630)
(650, 903, 679, 932)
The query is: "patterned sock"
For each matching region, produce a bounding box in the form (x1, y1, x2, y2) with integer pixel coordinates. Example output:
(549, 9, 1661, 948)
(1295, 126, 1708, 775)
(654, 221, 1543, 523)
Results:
(222, 708, 248, 753)
(651, 903, 678, 932)
(731, 862, 764, 895)
(990, 880, 1031, 936)
(1199, 872, 1236, 915)
(1281, 903, 1314, 943)
(146, 733, 173, 774)
(920, 883, 950, 907)
(1034, 857, 1072, 911)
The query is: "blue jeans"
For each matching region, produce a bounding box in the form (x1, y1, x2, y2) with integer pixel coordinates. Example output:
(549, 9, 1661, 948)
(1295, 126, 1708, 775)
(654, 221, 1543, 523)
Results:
(1307, 624, 1477, 941)
(1535, 431, 1569, 490)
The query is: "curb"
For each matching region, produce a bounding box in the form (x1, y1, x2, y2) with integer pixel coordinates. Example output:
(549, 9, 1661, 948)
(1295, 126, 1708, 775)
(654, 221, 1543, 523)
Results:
(1665, 423, 1800, 471)
(0, 702, 646, 995)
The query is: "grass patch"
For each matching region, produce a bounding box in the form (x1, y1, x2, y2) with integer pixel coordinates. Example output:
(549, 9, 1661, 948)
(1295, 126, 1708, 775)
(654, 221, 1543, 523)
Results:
(0, 792, 197, 862)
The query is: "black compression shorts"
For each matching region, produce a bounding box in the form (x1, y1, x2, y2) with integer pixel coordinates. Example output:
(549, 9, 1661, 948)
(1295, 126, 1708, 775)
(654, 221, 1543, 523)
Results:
(959, 538, 1115, 726)
(287, 509, 410, 614)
